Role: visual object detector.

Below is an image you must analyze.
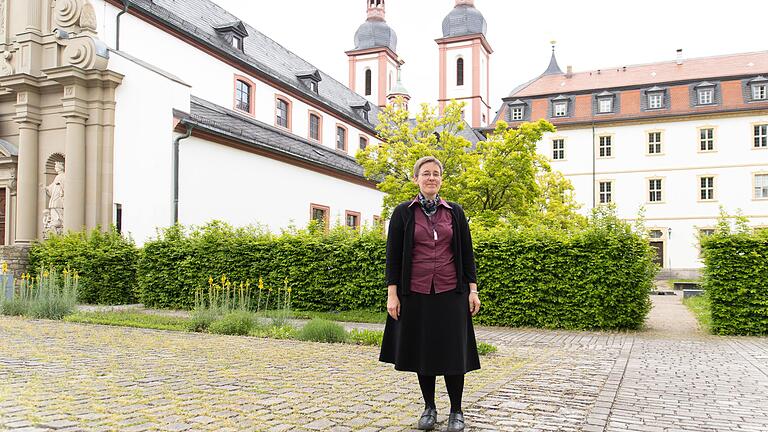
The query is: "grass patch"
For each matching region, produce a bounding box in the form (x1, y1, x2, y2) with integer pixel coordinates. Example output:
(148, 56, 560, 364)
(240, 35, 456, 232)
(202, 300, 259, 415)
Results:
(259, 309, 386, 324)
(298, 318, 348, 343)
(65, 311, 191, 331)
(683, 294, 712, 333)
(348, 329, 384, 346)
(208, 310, 258, 336)
(477, 342, 498, 356)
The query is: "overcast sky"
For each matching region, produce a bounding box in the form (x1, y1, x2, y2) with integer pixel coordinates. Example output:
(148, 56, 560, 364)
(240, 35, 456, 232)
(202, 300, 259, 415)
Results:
(213, 0, 765, 115)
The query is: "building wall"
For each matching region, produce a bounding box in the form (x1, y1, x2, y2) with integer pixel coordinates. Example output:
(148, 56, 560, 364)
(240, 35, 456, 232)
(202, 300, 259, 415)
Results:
(541, 113, 768, 269)
(92, 0, 378, 158)
(179, 136, 383, 231)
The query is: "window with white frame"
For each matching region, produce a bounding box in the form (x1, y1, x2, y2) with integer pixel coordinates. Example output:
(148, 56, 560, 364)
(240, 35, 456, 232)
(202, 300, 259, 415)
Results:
(599, 135, 612, 157)
(755, 124, 768, 148)
(235, 80, 251, 113)
(700, 176, 714, 200)
(511, 106, 524, 120)
(232, 34, 243, 51)
(599, 181, 613, 204)
(598, 98, 613, 113)
(753, 84, 767, 100)
(698, 88, 714, 105)
(648, 93, 663, 109)
(700, 128, 714, 151)
(552, 139, 565, 160)
(648, 179, 662, 202)
(648, 131, 662, 154)
(553, 101, 568, 117)
(755, 174, 768, 199)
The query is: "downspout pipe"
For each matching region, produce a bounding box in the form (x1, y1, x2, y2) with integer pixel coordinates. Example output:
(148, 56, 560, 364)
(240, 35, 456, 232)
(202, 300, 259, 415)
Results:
(116, 0, 130, 51)
(173, 123, 193, 224)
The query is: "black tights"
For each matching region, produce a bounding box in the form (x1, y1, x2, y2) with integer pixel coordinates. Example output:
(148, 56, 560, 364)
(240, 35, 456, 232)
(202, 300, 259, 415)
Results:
(417, 373, 464, 413)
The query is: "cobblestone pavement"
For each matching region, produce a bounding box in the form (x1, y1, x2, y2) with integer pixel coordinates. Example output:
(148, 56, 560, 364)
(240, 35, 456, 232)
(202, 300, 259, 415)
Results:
(1, 295, 767, 432)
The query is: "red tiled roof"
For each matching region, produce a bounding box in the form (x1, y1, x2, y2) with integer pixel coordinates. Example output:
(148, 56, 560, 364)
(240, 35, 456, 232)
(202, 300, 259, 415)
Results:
(510, 51, 768, 98)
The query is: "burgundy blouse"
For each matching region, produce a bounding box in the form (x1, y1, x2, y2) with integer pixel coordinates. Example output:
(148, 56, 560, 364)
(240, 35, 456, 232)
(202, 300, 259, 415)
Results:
(408, 199, 458, 294)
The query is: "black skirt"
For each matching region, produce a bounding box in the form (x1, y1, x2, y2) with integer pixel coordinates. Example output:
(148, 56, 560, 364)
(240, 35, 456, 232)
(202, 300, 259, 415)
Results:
(379, 289, 481, 376)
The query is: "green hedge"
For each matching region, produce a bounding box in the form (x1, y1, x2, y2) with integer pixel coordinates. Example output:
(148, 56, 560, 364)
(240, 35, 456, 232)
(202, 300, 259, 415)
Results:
(137, 212, 654, 330)
(28, 228, 139, 305)
(701, 231, 768, 335)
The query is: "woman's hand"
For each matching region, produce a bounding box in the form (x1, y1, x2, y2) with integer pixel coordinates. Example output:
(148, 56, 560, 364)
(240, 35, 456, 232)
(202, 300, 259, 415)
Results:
(468, 284, 480, 316)
(387, 294, 400, 320)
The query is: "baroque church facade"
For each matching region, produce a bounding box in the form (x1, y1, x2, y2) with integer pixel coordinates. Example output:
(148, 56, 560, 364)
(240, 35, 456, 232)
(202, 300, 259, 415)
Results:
(0, 0, 765, 277)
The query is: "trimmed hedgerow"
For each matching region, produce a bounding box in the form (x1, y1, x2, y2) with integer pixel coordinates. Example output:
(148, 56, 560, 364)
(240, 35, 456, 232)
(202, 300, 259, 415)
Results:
(28, 228, 139, 305)
(701, 230, 768, 336)
(137, 209, 655, 331)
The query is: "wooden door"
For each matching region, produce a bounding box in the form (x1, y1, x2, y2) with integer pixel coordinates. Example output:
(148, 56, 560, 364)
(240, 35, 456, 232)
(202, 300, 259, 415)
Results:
(649, 241, 663, 266)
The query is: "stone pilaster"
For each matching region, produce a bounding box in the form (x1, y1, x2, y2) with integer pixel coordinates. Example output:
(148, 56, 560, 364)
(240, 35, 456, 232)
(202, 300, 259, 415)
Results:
(85, 85, 103, 230)
(12, 87, 41, 244)
(62, 84, 88, 233)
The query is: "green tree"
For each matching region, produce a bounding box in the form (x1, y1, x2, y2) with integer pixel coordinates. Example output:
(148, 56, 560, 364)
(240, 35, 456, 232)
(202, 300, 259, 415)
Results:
(356, 99, 585, 229)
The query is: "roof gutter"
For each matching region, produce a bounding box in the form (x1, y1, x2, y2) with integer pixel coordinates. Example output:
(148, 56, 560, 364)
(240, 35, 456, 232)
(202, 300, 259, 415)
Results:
(116, 0, 130, 50)
(173, 122, 193, 224)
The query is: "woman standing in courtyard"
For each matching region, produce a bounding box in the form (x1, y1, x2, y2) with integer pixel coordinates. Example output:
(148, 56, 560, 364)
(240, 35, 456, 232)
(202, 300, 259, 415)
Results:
(379, 156, 481, 431)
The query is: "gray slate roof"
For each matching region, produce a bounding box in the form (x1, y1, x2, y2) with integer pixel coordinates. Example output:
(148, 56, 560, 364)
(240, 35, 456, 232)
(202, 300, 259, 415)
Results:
(442, 4, 487, 38)
(406, 119, 485, 147)
(182, 96, 367, 180)
(124, 0, 380, 132)
(354, 20, 397, 52)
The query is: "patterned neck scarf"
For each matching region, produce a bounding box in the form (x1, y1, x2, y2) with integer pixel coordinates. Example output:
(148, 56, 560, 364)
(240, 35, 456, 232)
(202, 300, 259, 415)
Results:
(417, 192, 441, 218)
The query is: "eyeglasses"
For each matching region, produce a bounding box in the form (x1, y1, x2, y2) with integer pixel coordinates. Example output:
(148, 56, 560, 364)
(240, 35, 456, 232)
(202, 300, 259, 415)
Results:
(419, 172, 442, 178)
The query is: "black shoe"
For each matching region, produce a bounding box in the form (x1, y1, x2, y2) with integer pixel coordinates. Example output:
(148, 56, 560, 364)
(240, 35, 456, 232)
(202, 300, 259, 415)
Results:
(417, 406, 437, 430)
(446, 411, 465, 432)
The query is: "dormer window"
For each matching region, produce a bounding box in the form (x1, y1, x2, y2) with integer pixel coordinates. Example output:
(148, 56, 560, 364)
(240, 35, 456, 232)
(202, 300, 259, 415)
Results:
(350, 100, 371, 123)
(507, 99, 527, 121)
(749, 76, 768, 101)
(595, 91, 616, 114)
(296, 69, 322, 95)
(554, 102, 567, 117)
(213, 21, 248, 53)
(232, 34, 243, 51)
(643, 86, 667, 111)
(694, 81, 717, 106)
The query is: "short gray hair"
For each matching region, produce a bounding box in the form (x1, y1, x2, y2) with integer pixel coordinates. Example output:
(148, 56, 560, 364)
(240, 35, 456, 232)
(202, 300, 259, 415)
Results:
(413, 156, 444, 178)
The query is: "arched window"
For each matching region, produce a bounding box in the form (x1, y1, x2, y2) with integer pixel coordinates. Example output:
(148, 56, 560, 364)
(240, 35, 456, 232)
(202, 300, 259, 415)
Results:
(359, 135, 368, 150)
(456, 58, 464, 86)
(275, 97, 291, 129)
(235, 79, 251, 113)
(336, 125, 348, 151)
(364, 69, 372, 96)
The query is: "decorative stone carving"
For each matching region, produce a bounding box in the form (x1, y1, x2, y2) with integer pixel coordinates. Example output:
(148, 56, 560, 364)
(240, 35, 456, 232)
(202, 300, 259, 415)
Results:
(0, 0, 6, 41)
(8, 168, 16, 196)
(0, 51, 13, 77)
(79, 0, 96, 31)
(54, 0, 82, 31)
(61, 35, 108, 69)
(43, 161, 64, 237)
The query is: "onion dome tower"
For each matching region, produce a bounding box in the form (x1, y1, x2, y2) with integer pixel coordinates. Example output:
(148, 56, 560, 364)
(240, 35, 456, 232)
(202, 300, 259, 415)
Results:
(346, 0, 404, 108)
(436, 0, 493, 128)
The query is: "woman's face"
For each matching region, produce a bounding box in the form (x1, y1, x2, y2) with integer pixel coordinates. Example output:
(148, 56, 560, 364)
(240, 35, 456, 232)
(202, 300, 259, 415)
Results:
(413, 161, 442, 198)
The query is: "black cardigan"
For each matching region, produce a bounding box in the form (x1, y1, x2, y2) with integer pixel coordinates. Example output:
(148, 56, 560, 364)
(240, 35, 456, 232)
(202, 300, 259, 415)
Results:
(385, 201, 477, 296)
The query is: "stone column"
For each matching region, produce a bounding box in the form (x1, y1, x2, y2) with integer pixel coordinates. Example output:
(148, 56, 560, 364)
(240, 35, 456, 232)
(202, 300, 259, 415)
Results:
(13, 90, 41, 244)
(100, 96, 116, 229)
(85, 86, 103, 230)
(26, 0, 41, 32)
(63, 114, 86, 232)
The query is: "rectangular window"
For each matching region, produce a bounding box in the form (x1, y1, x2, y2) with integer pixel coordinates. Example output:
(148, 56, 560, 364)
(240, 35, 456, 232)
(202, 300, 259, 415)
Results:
(599, 135, 612, 157)
(755, 174, 768, 199)
(309, 81, 319, 94)
(359, 136, 368, 150)
(309, 114, 320, 141)
(336, 126, 347, 151)
(648, 93, 663, 109)
(553, 102, 567, 117)
(552, 139, 565, 160)
(235, 80, 250, 113)
(276, 99, 289, 128)
(699, 128, 714, 151)
(754, 124, 768, 148)
(700, 176, 714, 200)
(598, 98, 613, 113)
(232, 35, 243, 51)
(511, 106, 524, 120)
(698, 88, 714, 105)
(753, 84, 767, 101)
(114, 203, 122, 234)
(599, 181, 613, 204)
(345, 211, 360, 230)
(649, 179, 663, 202)
(648, 132, 662, 154)
(310, 204, 330, 230)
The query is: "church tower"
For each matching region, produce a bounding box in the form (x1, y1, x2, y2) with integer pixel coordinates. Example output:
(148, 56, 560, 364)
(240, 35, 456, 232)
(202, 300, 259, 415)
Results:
(436, 0, 492, 128)
(346, 0, 404, 108)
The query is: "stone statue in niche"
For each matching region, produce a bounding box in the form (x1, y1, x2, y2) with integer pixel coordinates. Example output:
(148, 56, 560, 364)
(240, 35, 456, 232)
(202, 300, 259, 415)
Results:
(43, 161, 65, 237)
